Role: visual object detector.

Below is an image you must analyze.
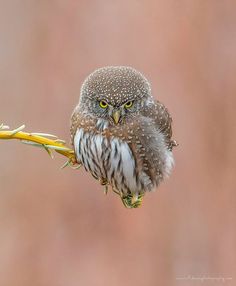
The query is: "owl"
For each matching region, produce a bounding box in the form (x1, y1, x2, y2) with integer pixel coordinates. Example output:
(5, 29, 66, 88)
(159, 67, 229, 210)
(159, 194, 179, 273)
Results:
(70, 66, 177, 208)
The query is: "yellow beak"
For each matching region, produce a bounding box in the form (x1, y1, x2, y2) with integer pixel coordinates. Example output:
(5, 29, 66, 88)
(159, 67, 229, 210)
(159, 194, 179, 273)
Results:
(112, 110, 121, 124)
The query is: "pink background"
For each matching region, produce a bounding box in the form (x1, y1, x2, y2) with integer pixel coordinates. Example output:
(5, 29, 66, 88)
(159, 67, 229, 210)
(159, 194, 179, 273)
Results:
(0, 1, 235, 285)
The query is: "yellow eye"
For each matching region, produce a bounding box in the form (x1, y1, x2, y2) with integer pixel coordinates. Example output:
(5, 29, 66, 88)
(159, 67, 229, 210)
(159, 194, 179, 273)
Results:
(124, 101, 133, 109)
(99, 100, 108, 108)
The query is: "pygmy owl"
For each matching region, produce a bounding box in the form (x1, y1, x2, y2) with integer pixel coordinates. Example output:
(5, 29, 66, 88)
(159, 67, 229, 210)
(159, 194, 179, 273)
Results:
(70, 66, 177, 208)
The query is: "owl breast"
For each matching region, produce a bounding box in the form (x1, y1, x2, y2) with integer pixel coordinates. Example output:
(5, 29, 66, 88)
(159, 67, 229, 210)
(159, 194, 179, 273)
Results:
(74, 128, 149, 195)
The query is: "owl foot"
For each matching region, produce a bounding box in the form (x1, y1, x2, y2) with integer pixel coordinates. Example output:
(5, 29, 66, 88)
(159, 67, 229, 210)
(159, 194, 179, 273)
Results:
(103, 184, 109, 195)
(61, 160, 81, 169)
(98, 178, 109, 195)
(121, 192, 144, 209)
(99, 177, 108, 185)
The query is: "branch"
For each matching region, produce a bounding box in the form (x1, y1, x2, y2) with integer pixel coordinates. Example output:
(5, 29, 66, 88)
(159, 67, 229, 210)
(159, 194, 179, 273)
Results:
(0, 123, 78, 169)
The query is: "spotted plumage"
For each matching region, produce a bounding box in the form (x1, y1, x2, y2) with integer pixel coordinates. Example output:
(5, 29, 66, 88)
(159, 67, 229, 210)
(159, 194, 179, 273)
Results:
(70, 66, 177, 208)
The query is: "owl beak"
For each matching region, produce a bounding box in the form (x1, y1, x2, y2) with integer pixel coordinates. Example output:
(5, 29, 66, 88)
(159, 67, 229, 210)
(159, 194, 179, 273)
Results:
(112, 110, 121, 124)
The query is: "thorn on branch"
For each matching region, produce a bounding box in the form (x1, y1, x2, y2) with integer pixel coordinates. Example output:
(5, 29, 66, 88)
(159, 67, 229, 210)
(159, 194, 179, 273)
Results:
(9, 124, 25, 135)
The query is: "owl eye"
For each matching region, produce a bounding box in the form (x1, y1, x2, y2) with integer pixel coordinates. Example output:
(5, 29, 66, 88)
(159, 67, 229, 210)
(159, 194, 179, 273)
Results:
(124, 101, 133, 109)
(99, 100, 108, 108)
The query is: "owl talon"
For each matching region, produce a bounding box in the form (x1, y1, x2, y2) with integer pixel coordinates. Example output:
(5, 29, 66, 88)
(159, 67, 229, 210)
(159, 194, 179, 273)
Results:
(99, 178, 108, 185)
(121, 192, 144, 208)
(131, 193, 139, 205)
(104, 185, 109, 195)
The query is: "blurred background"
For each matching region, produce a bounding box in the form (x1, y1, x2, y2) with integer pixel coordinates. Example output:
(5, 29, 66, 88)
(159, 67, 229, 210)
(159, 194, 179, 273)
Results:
(0, 1, 235, 285)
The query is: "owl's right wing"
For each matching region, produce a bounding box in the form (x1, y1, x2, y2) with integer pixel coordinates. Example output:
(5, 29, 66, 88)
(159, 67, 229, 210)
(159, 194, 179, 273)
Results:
(70, 109, 79, 145)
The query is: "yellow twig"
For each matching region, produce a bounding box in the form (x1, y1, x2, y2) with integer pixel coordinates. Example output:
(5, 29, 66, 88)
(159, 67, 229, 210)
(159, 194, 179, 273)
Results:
(0, 124, 77, 167)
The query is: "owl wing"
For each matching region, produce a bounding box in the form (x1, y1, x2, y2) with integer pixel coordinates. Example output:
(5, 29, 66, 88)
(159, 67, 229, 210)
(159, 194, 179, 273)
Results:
(70, 111, 77, 144)
(141, 99, 177, 150)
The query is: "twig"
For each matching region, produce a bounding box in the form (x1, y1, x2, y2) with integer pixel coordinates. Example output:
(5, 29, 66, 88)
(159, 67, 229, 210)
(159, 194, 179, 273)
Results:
(0, 123, 77, 168)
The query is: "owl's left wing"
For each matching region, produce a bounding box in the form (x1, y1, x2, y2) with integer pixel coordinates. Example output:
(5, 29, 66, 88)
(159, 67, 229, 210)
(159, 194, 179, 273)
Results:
(141, 99, 177, 150)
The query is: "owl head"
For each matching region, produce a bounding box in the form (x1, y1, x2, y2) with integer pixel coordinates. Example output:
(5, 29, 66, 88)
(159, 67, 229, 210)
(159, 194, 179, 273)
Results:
(78, 66, 152, 125)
